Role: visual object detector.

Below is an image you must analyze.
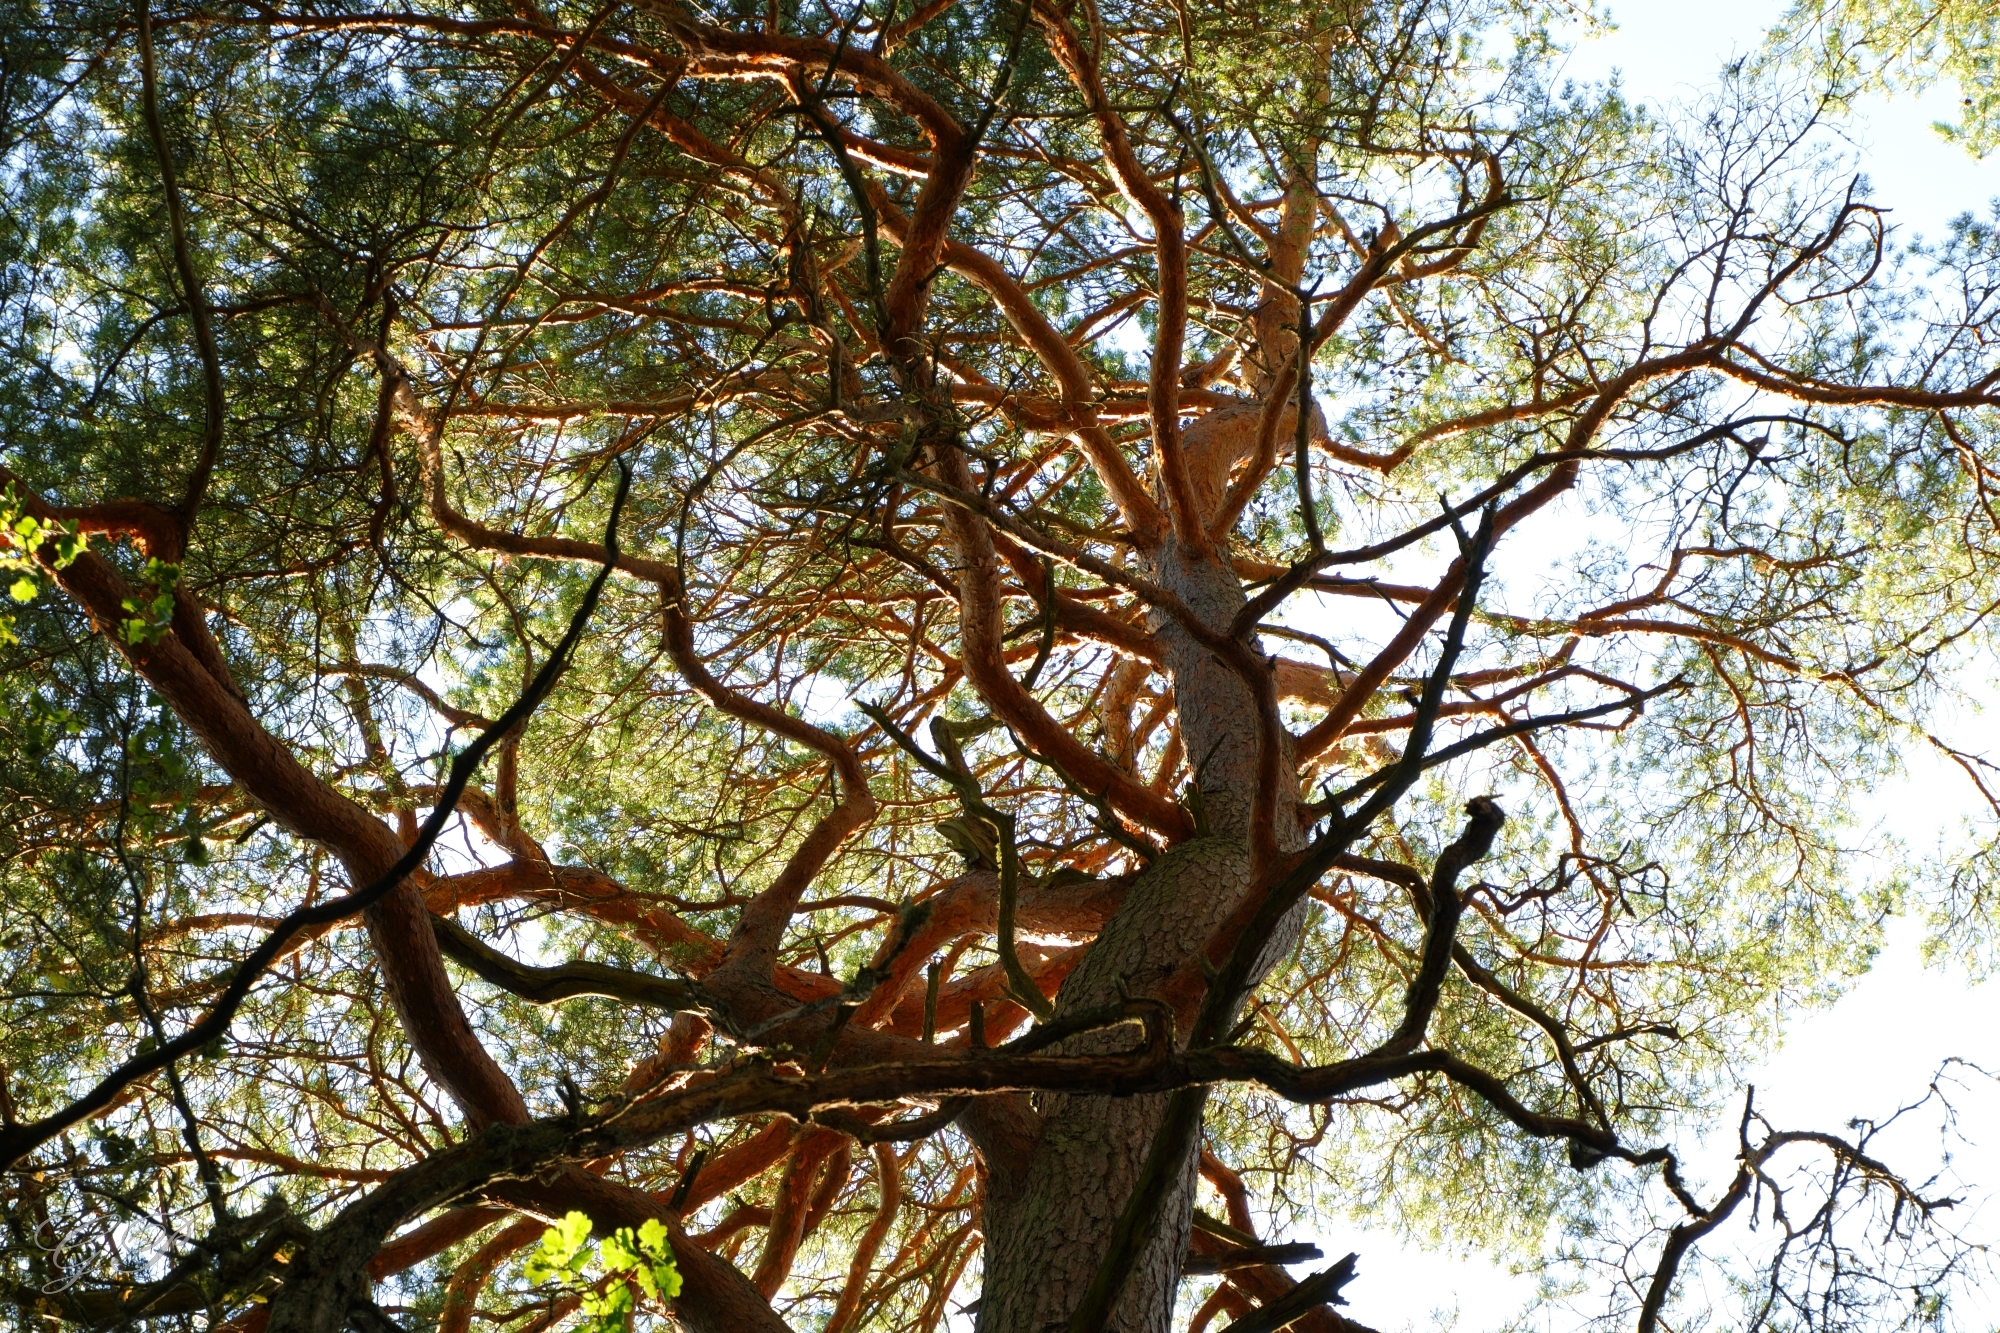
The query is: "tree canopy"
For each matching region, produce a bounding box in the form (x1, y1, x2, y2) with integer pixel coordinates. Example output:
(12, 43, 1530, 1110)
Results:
(4, 2, 2000, 1331)
(1778, 0, 2000, 153)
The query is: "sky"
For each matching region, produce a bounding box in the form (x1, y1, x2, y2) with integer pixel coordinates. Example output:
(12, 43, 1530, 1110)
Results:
(1278, 4, 2000, 1329)
(1561, 0, 2000, 240)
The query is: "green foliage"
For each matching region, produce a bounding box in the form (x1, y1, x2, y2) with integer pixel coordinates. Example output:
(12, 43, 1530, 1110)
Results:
(117, 557, 180, 646)
(1776, 0, 2000, 154)
(0, 483, 83, 643)
(524, 1212, 681, 1331)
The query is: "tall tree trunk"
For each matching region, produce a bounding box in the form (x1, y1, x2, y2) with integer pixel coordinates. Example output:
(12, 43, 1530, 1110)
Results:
(976, 539, 1307, 1333)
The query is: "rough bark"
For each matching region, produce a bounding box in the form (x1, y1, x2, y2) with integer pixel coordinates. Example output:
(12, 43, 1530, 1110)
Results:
(976, 519, 1309, 1332)
(977, 837, 1251, 1333)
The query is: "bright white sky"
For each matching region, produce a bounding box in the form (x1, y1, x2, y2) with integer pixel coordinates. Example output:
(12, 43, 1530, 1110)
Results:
(1285, 4, 2000, 1329)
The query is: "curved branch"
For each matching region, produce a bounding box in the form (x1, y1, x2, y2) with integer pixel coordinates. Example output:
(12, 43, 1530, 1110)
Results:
(1039, 2, 1201, 549)
(138, 6, 225, 535)
(0, 468, 633, 1167)
(930, 445, 1194, 838)
(873, 190, 1165, 539)
(429, 913, 702, 1012)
